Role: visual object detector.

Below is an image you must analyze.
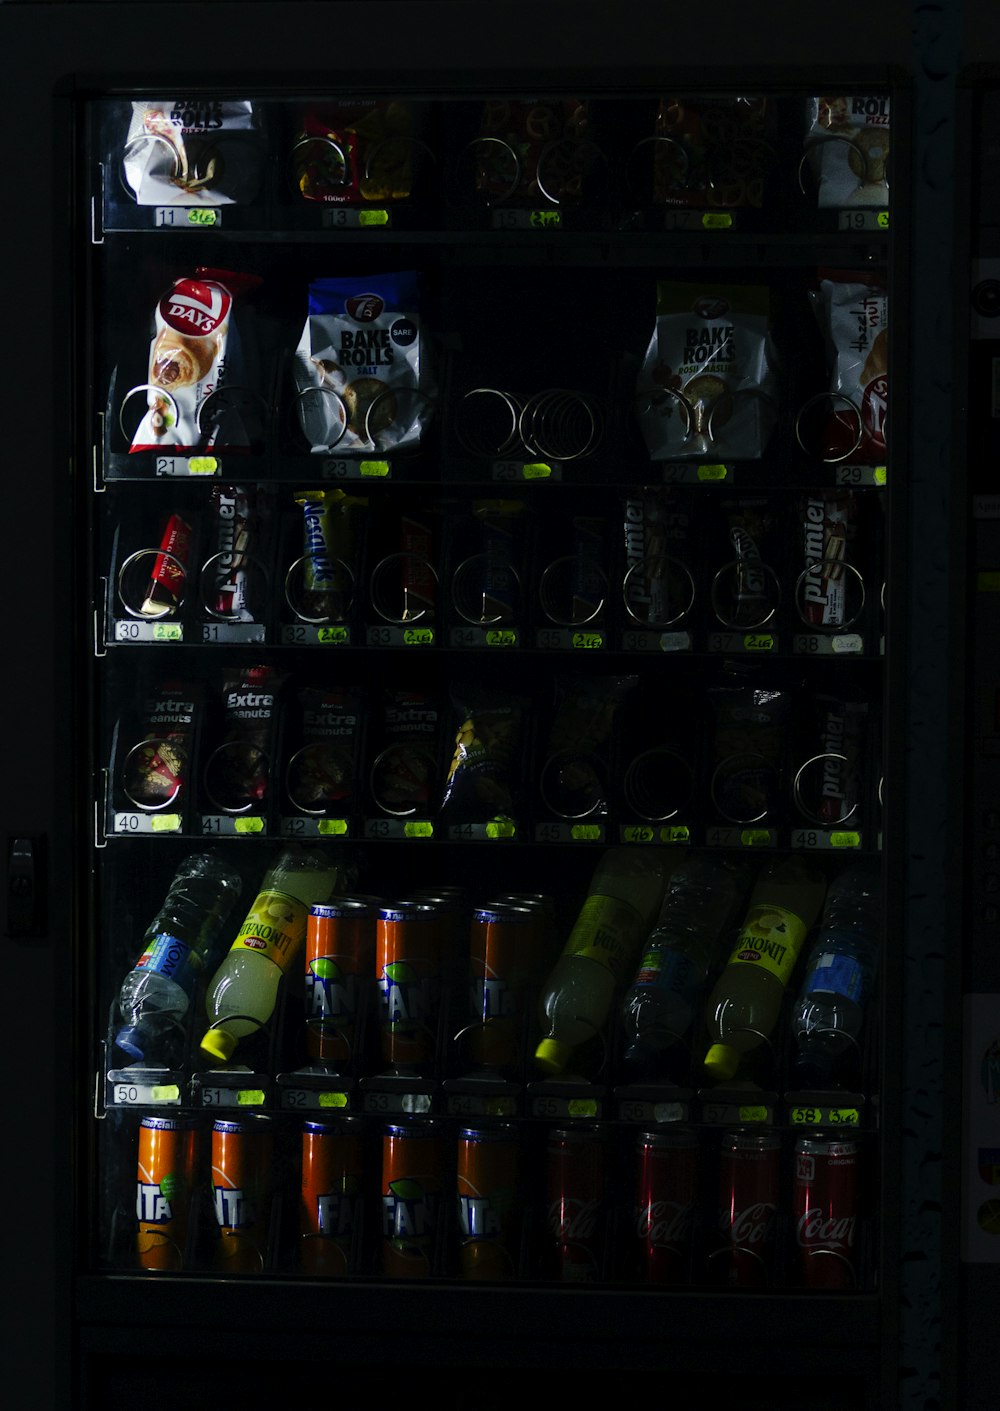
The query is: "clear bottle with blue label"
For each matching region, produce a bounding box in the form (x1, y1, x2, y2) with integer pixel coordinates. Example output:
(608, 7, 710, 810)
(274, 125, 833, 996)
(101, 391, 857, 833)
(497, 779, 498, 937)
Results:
(790, 859, 881, 1088)
(114, 853, 243, 1062)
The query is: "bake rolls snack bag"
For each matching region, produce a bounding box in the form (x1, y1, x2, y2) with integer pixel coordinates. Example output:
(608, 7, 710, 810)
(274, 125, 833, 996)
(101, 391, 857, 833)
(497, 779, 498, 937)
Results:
(803, 95, 890, 208)
(122, 99, 260, 206)
(129, 267, 262, 454)
(809, 270, 888, 463)
(293, 271, 434, 454)
(636, 280, 778, 460)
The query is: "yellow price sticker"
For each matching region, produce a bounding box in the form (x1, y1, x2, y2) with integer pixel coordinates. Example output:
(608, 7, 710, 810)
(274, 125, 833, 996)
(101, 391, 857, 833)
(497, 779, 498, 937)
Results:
(530, 209, 561, 228)
(697, 464, 729, 481)
(318, 819, 348, 836)
(572, 632, 604, 649)
(567, 1099, 599, 1118)
(152, 623, 182, 641)
(150, 814, 182, 833)
(237, 1089, 266, 1106)
(661, 825, 691, 844)
(877, 210, 889, 229)
(318, 626, 349, 644)
(485, 819, 516, 840)
(187, 208, 218, 227)
(360, 460, 390, 477)
(741, 829, 770, 847)
(738, 1105, 769, 1123)
(234, 817, 265, 834)
(188, 456, 219, 475)
(522, 462, 552, 480)
(874, 466, 887, 485)
(702, 212, 733, 229)
(744, 633, 774, 651)
(830, 831, 861, 849)
(403, 628, 434, 646)
(570, 825, 601, 841)
(829, 1107, 860, 1125)
(151, 1085, 181, 1103)
(318, 1091, 349, 1109)
(359, 209, 389, 227)
(623, 825, 655, 843)
(486, 629, 517, 647)
(404, 821, 434, 839)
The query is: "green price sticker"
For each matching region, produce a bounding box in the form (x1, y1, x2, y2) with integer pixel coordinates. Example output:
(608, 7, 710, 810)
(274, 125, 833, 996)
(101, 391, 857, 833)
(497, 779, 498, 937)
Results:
(874, 466, 887, 486)
(188, 456, 219, 475)
(661, 825, 691, 844)
(877, 210, 889, 229)
(623, 825, 655, 843)
(829, 1107, 860, 1126)
(318, 1091, 349, 1109)
(318, 819, 348, 836)
(187, 208, 218, 227)
(744, 633, 774, 651)
(237, 1089, 266, 1106)
(697, 464, 729, 481)
(404, 821, 434, 839)
(530, 209, 562, 228)
(485, 819, 516, 840)
(522, 462, 552, 480)
(359, 209, 390, 227)
(485, 629, 517, 647)
(318, 626, 349, 644)
(571, 632, 604, 649)
(403, 627, 434, 646)
(830, 831, 861, 849)
(567, 1098, 599, 1118)
(702, 211, 733, 229)
(360, 460, 390, 477)
(570, 825, 602, 841)
(738, 1105, 769, 1123)
(151, 1085, 181, 1103)
(152, 623, 183, 641)
(150, 814, 182, 833)
(234, 817, 265, 835)
(740, 829, 770, 847)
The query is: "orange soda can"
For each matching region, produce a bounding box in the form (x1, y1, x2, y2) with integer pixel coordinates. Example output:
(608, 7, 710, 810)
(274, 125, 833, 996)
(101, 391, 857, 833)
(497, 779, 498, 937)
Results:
(300, 1118, 365, 1276)
(305, 899, 377, 1064)
(136, 1114, 199, 1272)
(377, 902, 444, 1069)
(457, 1124, 520, 1281)
(211, 1115, 273, 1275)
(467, 903, 537, 1070)
(381, 1120, 444, 1277)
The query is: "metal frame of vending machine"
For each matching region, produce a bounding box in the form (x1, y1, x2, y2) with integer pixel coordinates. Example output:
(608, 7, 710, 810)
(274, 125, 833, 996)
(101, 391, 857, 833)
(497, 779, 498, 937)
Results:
(0, 3, 964, 1409)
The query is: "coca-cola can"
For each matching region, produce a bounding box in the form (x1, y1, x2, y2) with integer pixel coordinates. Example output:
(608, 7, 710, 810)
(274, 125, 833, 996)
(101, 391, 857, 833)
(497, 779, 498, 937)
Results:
(635, 1128, 698, 1284)
(709, 1127, 781, 1288)
(793, 1136, 860, 1289)
(545, 1124, 608, 1283)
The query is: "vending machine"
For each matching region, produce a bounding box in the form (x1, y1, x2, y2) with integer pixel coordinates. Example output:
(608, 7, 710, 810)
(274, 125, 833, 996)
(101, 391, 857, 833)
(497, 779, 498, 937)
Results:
(0, 3, 959, 1408)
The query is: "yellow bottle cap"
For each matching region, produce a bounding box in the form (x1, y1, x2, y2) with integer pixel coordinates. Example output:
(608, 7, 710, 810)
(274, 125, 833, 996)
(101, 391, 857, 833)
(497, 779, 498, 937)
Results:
(704, 1042, 740, 1081)
(200, 1027, 238, 1063)
(535, 1036, 573, 1075)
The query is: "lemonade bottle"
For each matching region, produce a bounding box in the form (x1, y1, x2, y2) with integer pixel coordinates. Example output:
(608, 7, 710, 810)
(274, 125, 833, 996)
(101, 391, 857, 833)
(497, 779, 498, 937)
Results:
(200, 845, 345, 1063)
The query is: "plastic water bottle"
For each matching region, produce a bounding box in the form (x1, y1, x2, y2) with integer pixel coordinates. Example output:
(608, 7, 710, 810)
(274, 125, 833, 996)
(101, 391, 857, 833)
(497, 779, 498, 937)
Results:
(534, 848, 673, 1077)
(620, 852, 753, 1075)
(790, 860, 881, 1088)
(114, 852, 243, 1062)
(200, 845, 345, 1063)
(701, 855, 827, 1083)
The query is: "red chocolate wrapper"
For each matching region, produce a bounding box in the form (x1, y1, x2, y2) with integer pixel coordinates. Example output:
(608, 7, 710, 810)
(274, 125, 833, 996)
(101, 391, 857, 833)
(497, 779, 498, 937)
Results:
(141, 512, 193, 618)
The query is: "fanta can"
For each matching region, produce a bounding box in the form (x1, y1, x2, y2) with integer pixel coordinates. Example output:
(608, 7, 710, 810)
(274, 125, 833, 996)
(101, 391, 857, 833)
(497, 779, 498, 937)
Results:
(456, 1124, 520, 1280)
(211, 1115, 273, 1275)
(381, 1120, 443, 1278)
(300, 1118, 365, 1276)
(136, 1113, 199, 1272)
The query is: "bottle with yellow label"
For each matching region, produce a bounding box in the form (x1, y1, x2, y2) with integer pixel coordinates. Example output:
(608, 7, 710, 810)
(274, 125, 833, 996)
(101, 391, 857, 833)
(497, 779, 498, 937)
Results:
(200, 845, 345, 1063)
(534, 848, 673, 1077)
(701, 856, 827, 1083)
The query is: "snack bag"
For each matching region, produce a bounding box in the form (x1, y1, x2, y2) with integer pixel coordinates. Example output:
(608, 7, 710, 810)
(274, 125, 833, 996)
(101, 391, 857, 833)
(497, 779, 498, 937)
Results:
(292, 99, 422, 204)
(292, 271, 433, 454)
(202, 665, 284, 815)
(538, 675, 636, 820)
(122, 99, 260, 206)
(809, 271, 888, 463)
(803, 96, 890, 208)
(285, 686, 362, 816)
(129, 267, 261, 454)
(475, 97, 593, 206)
(440, 684, 528, 822)
(636, 281, 778, 460)
(652, 94, 774, 209)
(121, 681, 200, 813)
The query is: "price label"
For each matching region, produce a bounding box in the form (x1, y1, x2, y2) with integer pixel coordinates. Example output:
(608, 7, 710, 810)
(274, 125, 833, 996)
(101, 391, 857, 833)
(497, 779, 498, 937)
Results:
(830, 831, 862, 849)
(150, 815, 183, 834)
(318, 626, 350, 645)
(661, 825, 691, 844)
(493, 208, 561, 230)
(318, 819, 348, 836)
(738, 1105, 770, 1124)
(403, 821, 434, 839)
(702, 212, 733, 229)
(115, 812, 181, 835)
(402, 627, 434, 646)
(200, 1086, 265, 1108)
(236, 1089, 266, 1106)
(360, 460, 390, 477)
(115, 620, 183, 643)
(572, 631, 604, 650)
(318, 1090, 350, 1109)
(485, 629, 517, 647)
(567, 1098, 600, 1118)
(740, 829, 772, 848)
(485, 819, 516, 840)
(233, 817, 265, 835)
(744, 633, 774, 652)
(697, 463, 729, 481)
(874, 466, 887, 485)
(154, 206, 220, 228)
(112, 1082, 181, 1106)
(791, 1106, 860, 1127)
(202, 815, 266, 836)
(837, 209, 888, 232)
(322, 458, 391, 480)
(570, 824, 602, 841)
(323, 207, 390, 228)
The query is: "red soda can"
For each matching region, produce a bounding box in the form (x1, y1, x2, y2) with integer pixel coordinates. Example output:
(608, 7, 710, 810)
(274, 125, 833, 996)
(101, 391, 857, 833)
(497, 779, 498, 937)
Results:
(136, 1113, 200, 1272)
(793, 1135, 860, 1288)
(305, 898, 377, 1064)
(467, 903, 536, 1070)
(381, 1120, 444, 1278)
(545, 1124, 608, 1283)
(634, 1127, 699, 1284)
(300, 1117, 365, 1276)
(456, 1124, 520, 1281)
(377, 901, 444, 1070)
(709, 1127, 781, 1288)
(210, 1115, 274, 1275)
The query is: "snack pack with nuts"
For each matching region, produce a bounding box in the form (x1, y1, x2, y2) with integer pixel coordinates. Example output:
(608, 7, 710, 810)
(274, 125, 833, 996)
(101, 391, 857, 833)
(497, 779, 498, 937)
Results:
(202, 664, 284, 816)
(292, 99, 422, 205)
(129, 267, 262, 454)
(122, 99, 260, 206)
(803, 95, 890, 208)
(121, 681, 200, 813)
(284, 685, 363, 817)
(369, 689, 442, 817)
(809, 270, 888, 463)
(636, 281, 778, 460)
(292, 271, 433, 454)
